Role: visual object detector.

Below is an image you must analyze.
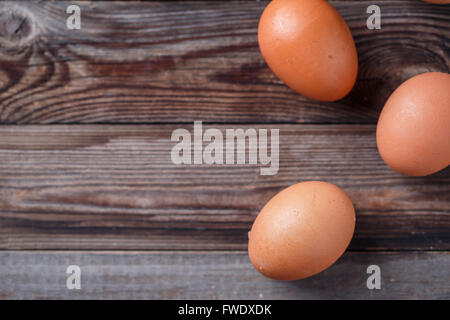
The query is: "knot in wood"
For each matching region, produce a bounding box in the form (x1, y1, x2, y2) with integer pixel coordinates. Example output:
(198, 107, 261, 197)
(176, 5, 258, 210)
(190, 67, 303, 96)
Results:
(0, 6, 36, 48)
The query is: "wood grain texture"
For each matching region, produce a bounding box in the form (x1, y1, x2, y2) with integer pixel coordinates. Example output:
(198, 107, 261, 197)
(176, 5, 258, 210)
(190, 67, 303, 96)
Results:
(0, 251, 448, 299)
(0, 124, 448, 251)
(0, 1, 448, 124)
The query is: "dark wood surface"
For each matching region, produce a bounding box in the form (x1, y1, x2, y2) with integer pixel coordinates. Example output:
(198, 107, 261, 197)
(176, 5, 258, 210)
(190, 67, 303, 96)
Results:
(0, 125, 449, 251)
(0, 1, 449, 299)
(0, 1, 448, 124)
(1, 251, 449, 299)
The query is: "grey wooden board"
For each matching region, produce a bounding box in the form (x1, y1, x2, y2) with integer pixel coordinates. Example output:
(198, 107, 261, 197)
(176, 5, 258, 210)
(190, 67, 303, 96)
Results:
(0, 251, 448, 299)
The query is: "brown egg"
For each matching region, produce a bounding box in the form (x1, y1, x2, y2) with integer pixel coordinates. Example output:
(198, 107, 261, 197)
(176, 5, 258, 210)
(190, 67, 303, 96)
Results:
(258, 0, 358, 101)
(376, 72, 450, 176)
(248, 181, 355, 281)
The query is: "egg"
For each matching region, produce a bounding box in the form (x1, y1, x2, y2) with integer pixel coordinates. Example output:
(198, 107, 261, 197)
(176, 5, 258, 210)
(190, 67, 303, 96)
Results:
(258, 0, 358, 101)
(376, 72, 450, 176)
(248, 181, 355, 280)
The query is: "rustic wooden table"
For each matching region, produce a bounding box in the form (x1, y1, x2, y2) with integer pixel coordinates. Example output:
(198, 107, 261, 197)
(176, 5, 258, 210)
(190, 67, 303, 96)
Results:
(0, 1, 448, 299)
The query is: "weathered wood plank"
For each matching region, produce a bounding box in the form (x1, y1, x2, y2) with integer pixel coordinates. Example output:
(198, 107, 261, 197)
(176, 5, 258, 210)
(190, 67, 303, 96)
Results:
(0, 251, 448, 299)
(0, 124, 448, 250)
(0, 1, 448, 124)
